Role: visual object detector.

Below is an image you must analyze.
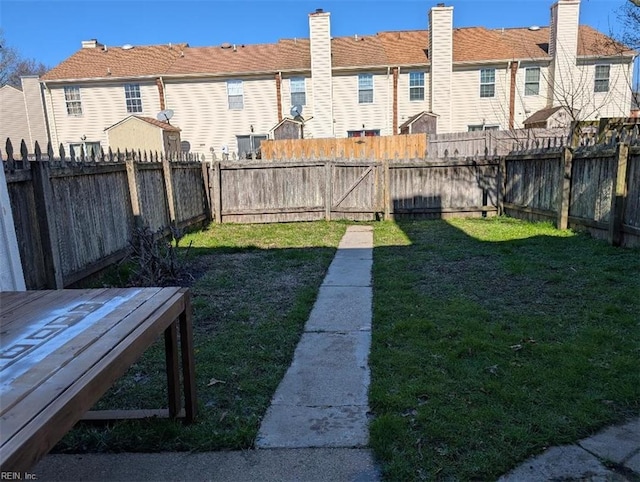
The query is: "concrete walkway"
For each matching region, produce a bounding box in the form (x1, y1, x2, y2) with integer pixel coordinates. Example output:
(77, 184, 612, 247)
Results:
(256, 225, 373, 449)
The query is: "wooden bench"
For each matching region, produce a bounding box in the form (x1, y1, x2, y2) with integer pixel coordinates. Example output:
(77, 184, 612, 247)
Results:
(0, 287, 197, 472)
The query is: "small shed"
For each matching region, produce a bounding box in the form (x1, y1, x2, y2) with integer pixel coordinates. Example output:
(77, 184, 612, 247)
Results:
(271, 118, 303, 140)
(106, 116, 181, 154)
(399, 111, 438, 135)
(523, 106, 571, 129)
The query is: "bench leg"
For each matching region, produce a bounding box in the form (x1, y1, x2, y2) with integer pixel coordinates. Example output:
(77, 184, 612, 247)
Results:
(179, 289, 197, 423)
(164, 321, 181, 418)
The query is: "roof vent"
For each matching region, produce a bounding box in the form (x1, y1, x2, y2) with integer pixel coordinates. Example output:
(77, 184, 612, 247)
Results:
(122, 44, 134, 50)
(315, 8, 324, 13)
(528, 25, 540, 31)
(436, 3, 445, 6)
(221, 42, 232, 49)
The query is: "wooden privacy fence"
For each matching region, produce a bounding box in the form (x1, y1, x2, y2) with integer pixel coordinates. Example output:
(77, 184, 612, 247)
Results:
(502, 134, 640, 247)
(260, 134, 428, 161)
(3, 139, 209, 290)
(208, 158, 499, 224)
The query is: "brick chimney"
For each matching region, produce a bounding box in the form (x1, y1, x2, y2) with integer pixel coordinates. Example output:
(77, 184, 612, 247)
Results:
(309, 9, 334, 138)
(429, 4, 453, 133)
(548, 0, 580, 107)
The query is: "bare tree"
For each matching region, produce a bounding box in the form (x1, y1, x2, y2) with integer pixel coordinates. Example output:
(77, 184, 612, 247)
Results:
(0, 29, 48, 88)
(617, 0, 639, 50)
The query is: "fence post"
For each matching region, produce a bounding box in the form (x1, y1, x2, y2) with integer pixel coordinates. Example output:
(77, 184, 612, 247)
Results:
(201, 161, 212, 221)
(30, 158, 64, 288)
(162, 156, 177, 225)
(125, 159, 142, 227)
(212, 161, 222, 223)
(608, 143, 629, 246)
(383, 159, 392, 220)
(498, 156, 507, 215)
(324, 161, 332, 221)
(557, 146, 573, 230)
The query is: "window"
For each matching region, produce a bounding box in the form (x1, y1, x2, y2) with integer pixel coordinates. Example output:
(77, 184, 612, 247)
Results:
(480, 69, 495, 98)
(236, 134, 267, 159)
(409, 72, 425, 101)
(524, 67, 540, 96)
(227, 80, 244, 110)
(358, 74, 374, 104)
(124, 84, 143, 113)
(594, 65, 610, 93)
(347, 129, 380, 137)
(468, 125, 499, 132)
(290, 77, 306, 106)
(69, 142, 101, 158)
(64, 86, 82, 115)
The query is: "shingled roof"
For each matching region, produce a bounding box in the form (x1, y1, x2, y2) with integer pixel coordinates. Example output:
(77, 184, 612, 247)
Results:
(42, 43, 189, 81)
(41, 24, 632, 81)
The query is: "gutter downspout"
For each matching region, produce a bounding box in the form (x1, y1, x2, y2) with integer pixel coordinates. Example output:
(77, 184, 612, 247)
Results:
(509, 61, 519, 130)
(393, 67, 399, 134)
(386, 67, 391, 135)
(276, 71, 283, 122)
(43, 82, 59, 150)
(157, 76, 167, 111)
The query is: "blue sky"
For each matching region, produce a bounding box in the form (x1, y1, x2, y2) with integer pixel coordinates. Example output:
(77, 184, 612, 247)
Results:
(0, 0, 636, 82)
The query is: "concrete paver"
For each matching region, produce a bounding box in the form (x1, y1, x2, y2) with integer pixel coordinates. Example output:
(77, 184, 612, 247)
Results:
(269, 332, 370, 406)
(579, 419, 640, 464)
(497, 445, 612, 481)
(306, 286, 372, 332)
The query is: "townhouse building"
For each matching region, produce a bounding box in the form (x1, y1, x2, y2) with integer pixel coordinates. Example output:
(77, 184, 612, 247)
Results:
(37, 0, 634, 159)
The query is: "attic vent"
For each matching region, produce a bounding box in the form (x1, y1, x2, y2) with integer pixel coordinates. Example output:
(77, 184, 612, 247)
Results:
(528, 25, 540, 31)
(221, 42, 232, 49)
(122, 44, 134, 50)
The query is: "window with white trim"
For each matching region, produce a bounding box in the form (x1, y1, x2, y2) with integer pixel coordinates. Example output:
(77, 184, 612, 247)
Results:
(409, 72, 425, 101)
(290, 77, 306, 106)
(70, 142, 101, 158)
(468, 125, 499, 132)
(64, 86, 82, 116)
(358, 74, 374, 104)
(594, 65, 610, 93)
(124, 84, 143, 113)
(227, 80, 244, 110)
(524, 67, 540, 96)
(480, 69, 495, 98)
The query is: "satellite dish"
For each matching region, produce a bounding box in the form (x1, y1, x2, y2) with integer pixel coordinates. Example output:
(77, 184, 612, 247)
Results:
(290, 104, 303, 118)
(157, 109, 174, 123)
(122, 44, 134, 50)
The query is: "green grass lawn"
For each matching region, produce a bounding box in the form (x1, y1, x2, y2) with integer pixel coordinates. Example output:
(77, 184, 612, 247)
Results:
(54, 221, 347, 453)
(54, 217, 639, 481)
(369, 217, 640, 481)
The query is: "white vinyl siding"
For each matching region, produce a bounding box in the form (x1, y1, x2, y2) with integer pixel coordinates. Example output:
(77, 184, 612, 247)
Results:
(358, 74, 374, 104)
(409, 72, 425, 101)
(165, 77, 277, 158)
(397, 70, 431, 130)
(594, 65, 610, 93)
(450, 66, 508, 133)
(64, 87, 82, 116)
(480, 69, 495, 98)
(524, 68, 540, 96)
(290, 77, 306, 106)
(227, 80, 244, 110)
(332, 73, 391, 138)
(124, 84, 143, 113)
(45, 82, 160, 150)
